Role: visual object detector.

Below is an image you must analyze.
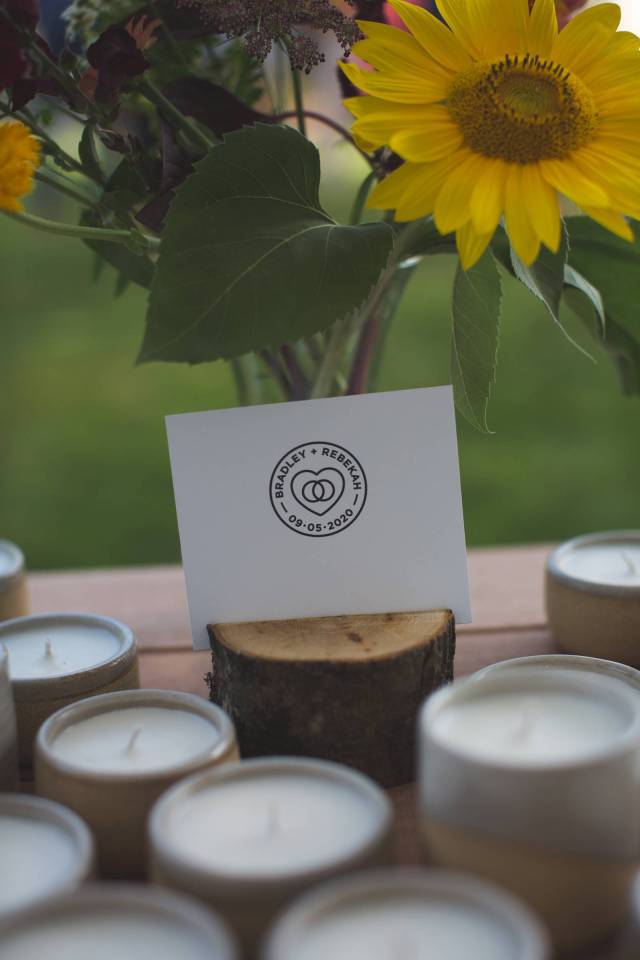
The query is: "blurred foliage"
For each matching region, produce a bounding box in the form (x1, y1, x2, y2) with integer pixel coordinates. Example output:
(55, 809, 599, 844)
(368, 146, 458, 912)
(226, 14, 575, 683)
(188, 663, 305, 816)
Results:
(1, 187, 639, 570)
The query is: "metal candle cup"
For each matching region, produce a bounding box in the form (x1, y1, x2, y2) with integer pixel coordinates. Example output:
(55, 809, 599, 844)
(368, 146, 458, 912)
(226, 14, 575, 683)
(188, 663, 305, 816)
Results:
(546, 531, 640, 665)
(0, 540, 28, 623)
(149, 757, 393, 956)
(35, 689, 239, 879)
(263, 869, 550, 960)
(418, 662, 640, 953)
(0, 644, 18, 790)
(2, 612, 140, 767)
(0, 794, 94, 918)
(0, 884, 238, 960)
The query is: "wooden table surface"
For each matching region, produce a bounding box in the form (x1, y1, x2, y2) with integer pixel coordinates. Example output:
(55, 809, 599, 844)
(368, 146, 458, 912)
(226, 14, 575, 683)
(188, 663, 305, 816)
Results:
(25, 546, 640, 958)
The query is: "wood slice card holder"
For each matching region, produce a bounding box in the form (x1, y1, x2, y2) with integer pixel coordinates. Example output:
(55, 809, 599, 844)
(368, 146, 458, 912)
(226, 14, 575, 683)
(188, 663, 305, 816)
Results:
(207, 610, 455, 788)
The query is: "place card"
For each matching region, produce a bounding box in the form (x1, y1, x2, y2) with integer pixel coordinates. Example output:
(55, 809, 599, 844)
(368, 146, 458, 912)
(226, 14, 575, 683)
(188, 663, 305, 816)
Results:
(166, 386, 471, 650)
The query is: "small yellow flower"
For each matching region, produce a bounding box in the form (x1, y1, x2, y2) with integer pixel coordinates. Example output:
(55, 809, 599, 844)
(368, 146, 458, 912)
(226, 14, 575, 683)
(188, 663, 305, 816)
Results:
(342, 0, 640, 268)
(0, 121, 41, 213)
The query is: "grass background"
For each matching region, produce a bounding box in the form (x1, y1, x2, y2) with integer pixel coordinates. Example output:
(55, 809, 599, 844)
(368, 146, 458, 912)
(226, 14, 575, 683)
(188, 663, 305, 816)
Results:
(1, 177, 638, 571)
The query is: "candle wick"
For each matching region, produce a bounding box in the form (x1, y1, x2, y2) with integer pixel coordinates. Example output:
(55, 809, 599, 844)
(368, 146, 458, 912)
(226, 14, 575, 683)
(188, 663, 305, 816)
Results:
(125, 727, 143, 754)
(44, 638, 54, 658)
(621, 551, 638, 576)
(265, 801, 279, 837)
(510, 700, 537, 745)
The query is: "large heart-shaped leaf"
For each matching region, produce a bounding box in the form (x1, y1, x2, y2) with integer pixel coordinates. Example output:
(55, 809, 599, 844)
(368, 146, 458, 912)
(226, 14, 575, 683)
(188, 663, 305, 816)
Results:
(138, 124, 394, 364)
(451, 249, 502, 433)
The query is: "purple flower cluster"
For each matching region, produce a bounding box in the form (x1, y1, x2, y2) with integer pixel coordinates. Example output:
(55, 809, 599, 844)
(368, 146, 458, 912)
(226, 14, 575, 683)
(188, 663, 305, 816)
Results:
(177, 0, 362, 72)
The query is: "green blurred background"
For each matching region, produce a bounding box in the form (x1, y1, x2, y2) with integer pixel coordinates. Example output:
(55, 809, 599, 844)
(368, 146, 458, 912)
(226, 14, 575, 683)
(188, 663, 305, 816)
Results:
(1, 163, 638, 571)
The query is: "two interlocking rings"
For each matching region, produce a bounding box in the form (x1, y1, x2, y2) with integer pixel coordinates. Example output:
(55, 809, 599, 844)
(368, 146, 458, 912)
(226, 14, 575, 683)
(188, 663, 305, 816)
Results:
(301, 478, 336, 504)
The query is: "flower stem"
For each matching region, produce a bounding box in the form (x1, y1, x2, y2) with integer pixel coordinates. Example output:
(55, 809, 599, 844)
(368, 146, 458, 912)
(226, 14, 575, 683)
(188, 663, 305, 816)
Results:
(4, 210, 159, 248)
(138, 77, 215, 153)
(34, 170, 95, 207)
(349, 171, 377, 226)
(291, 70, 307, 137)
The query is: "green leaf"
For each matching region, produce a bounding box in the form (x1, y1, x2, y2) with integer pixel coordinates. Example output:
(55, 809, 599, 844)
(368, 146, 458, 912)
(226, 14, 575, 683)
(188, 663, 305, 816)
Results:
(138, 124, 394, 364)
(511, 225, 567, 323)
(78, 125, 103, 184)
(564, 287, 640, 395)
(563, 265, 605, 338)
(84, 236, 155, 290)
(396, 217, 456, 262)
(451, 249, 502, 433)
(566, 216, 640, 337)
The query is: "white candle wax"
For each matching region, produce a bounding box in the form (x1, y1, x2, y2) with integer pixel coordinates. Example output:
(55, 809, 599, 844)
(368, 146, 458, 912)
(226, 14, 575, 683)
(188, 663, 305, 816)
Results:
(50, 705, 222, 774)
(0, 816, 80, 915)
(0, 887, 237, 960)
(430, 676, 635, 765)
(265, 871, 549, 960)
(0, 541, 22, 580)
(1, 913, 214, 959)
(0, 796, 93, 917)
(162, 768, 383, 875)
(4, 620, 122, 680)
(556, 540, 640, 588)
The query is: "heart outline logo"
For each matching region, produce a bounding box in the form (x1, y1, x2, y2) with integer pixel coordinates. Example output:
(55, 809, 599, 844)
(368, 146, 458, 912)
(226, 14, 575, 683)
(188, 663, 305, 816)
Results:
(290, 468, 346, 516)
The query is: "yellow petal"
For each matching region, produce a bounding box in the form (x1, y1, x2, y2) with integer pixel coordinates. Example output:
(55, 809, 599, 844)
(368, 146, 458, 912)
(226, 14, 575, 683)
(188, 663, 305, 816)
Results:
(384, 0, 470, 72)
(538, 158, 609, 209)
(528, 0, 557, 58)
(390, 109, 462, 162)
(434, 151, 482, 233)
(351, 97, 457, 152)
(395, 157, 453, 221)
(456, 221, 494, 270)
(552, 4, 621, 75)
(469, 159, 507, 235)
(434, 0, 480, 57)
(339, 61, 447, 103)
(521, 165, 561, 252)
(505, 165, 541, 265)
(581, 206, 634, 242)
(367, 162, 418, 210)
(351, 36, 443, 81)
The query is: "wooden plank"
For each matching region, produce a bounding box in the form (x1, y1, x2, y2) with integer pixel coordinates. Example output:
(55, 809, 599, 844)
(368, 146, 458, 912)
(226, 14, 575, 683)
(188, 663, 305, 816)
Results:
(25, 544, 551, 651)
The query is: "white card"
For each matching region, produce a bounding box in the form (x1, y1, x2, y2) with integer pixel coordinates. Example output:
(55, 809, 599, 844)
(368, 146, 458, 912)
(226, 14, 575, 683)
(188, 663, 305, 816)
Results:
(166, 386, 471, 650)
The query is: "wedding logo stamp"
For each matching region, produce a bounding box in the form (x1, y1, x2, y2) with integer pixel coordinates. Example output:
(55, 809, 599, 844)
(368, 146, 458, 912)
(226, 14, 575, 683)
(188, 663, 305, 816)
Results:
(269, 442, 368, 537)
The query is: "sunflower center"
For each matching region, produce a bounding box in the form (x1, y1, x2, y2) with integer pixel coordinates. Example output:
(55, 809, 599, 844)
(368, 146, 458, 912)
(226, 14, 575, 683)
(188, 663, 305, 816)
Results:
(447, 56, 598, 163)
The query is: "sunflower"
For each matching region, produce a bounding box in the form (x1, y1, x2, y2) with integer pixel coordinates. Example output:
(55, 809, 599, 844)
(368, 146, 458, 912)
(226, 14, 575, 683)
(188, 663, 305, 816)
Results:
(341, 0, 640, 268)
(0, 121, 40, 213)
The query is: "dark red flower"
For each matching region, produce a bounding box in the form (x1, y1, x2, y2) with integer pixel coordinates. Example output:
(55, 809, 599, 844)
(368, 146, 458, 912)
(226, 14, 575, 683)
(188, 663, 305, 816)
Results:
(0, 0, 40, 94)
(86, 26, 149, 103)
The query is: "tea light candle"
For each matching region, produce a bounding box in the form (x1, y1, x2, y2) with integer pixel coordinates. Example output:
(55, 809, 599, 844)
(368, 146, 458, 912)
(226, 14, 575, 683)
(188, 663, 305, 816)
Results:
(419, 663, 640, 952)
(546, 531, 640, 665)
(0, 884, 238, 959)
(1, 613, 140, 767)
(0, 540, 28, 623)
(264, 870, 550, 960)
(0, 794, 93, 917)
(0, 644, 18, 790)
(150, 757, 392, 954)
(35, 689, 239, 878)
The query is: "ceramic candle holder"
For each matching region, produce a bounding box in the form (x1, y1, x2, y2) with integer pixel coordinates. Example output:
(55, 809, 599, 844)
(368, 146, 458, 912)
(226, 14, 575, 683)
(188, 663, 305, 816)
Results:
(0, 540, 28, 623)
(149, 757, 393, 956)
(0, 884, 238, 960)
(1, 612, 140, 768)
(418, 661, 640, 953)
(0, 794, 94, 918)
(35, 689, 239, 879)
(263, 869, 551, 960)
(0, 644, 18, 790)
(546, 531, 640, 666)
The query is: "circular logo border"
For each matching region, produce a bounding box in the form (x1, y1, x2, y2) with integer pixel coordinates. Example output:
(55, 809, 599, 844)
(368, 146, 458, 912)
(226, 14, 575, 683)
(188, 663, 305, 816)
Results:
(269, 441, 368, 538)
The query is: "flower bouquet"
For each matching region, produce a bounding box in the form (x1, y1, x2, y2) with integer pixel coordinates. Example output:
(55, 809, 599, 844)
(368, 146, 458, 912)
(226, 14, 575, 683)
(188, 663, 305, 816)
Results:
(1, 0, 639, 429)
